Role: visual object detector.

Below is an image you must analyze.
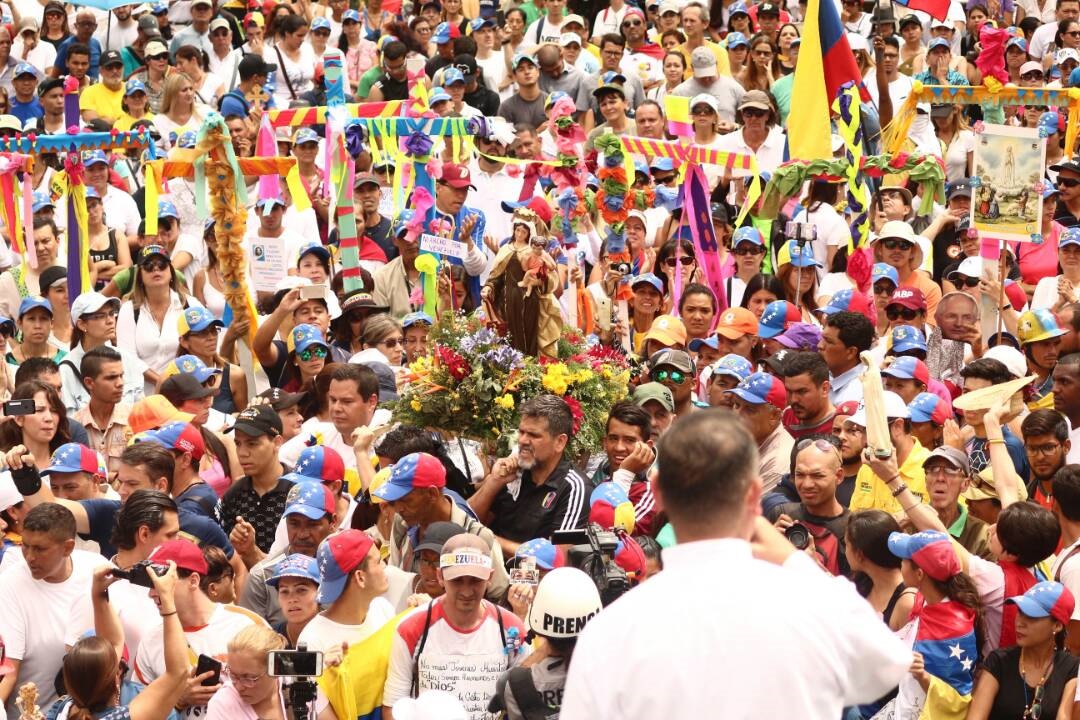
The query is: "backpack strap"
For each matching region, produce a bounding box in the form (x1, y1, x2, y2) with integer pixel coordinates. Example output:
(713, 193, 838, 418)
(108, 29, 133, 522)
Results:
(1055, 543, 1080, 582)
(506, 666, 552, 720)
(410, 600, 436, 698)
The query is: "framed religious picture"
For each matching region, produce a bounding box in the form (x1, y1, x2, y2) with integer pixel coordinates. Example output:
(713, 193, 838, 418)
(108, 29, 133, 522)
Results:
(971, 123, 1045, 243)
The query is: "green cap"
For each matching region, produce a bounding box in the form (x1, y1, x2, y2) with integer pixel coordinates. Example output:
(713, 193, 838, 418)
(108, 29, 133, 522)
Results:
(631, 382, 674, 413)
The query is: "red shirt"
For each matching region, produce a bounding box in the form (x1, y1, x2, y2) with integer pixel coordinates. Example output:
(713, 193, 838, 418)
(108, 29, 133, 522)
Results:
(782, 408, 836, 439)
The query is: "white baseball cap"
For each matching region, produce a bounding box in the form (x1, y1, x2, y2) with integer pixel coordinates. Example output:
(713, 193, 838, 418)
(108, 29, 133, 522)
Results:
(848, 391, 911, 428)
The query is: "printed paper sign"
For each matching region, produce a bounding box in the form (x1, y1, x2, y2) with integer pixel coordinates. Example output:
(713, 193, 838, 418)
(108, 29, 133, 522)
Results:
(249, 235, 287, 292)
(420, 233, 466, 259)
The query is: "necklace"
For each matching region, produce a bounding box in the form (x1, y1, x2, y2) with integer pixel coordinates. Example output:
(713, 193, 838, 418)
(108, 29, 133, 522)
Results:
(1020, 646, 1053, 720)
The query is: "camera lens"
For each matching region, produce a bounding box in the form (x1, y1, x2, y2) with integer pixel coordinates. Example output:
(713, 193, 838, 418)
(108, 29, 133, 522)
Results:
(785, 523, 810, 550)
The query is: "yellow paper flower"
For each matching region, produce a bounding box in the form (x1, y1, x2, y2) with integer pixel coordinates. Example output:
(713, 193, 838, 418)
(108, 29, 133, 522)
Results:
(495, 394, 515, 410)
(410, 399, 422, 411)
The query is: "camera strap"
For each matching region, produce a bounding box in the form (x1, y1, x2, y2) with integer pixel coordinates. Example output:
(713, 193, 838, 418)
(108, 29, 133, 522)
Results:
(410, 600, 511, 698)
(506, 667, 551, 720)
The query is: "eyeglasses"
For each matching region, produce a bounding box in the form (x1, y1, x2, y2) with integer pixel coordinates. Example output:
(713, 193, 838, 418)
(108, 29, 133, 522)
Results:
(691, 107, 717, 116)
(873, 281, 897, 295)
(84, 310, 119, 321)
(379, 338, 403, 348)
(1027, 681, 1044, 720)
(795, 438, 841, 455)
(651, 368, 688, 384)
(417, 555, 440, 568)
(924, 464, 964, 478)
(954, 275, 980, 288)
(1021, 71, 1044, 80)
(752, 49, 773, 57)
(189, 326, 222, 337)
(742, 107, 768, 118)
(297, 346, 329, 362)
(1027, 442, 1062, 457)
(142, 259, 169, 272)
(622, 19, 642, 27)
(734, 244, 765, 256)
(1059, 177, 1080, 188)
(224, 667, 266, 687)
(881, 238, 914, 252)
(663, 256, 695, 267)
(211, 28, 230, 36)
(886, 306, 919, 321)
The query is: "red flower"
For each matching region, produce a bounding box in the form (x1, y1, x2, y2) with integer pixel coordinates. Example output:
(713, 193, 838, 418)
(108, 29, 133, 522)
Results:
(434, 345, 470, 380)
(563, 396, 584, 434)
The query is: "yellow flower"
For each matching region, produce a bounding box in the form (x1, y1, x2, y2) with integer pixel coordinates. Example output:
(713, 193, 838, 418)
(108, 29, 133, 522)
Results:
(495, 394, 515, 410)
(573, 368, 594, 383)
(410, 357, 432, 374)
(542, 363, 571, 395)
(410, 399, 422, 411)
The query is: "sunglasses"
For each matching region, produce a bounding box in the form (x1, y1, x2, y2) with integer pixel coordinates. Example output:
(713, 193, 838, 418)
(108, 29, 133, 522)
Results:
(653, 174, 676, 183)
(663, 256, 695, 267)
(1059, 177, 1080, 188)
(954, 275, 980, 288)
(379, 338, 402, 348)
(1067, 30, 1080, 36)
(886, 306, 918, 321)
(142, 259, 169, 272)
(297, 345, 328, 361)
(148, 53, 169, 61)
(734, 244, 765, 256)
(881, 238, 914, 251)
(742, 107, 768, 117)
(873, 281, 896, 295)
(651, 368, 688, 384)
(622, 19, 642, 27)
(1021, 71, 1044, 80)
(211, 29, 230, 36)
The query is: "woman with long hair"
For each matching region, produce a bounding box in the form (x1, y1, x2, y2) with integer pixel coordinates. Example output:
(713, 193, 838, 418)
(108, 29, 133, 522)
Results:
(726, 32, 749, 74)
(331, 289, 384, 356)
(193, 225, 228, 320)
(114, 79, 154, 132)
(206, 626, 290, 720)
(740, 273, 784, 319)
(776, 23, 800, 75)
(265, 14, 316, 109)
(265, 555, 321, 649)
(40, 1, 70, 49)
(410, 15, 434, 55)
(360, 0, 393, 39)
(967, 582, 1079, 720)
(129, 39, 174, 113)
(1032, 223, 1080, 310)
(845, 510, 916, 631)
(654, 238, 701, 308)
(338, 9, 377, 94)
(932, 103, 974, 183)
(775, 240, 821, 320)
(177, 307, 247, 415)
(51, 563, 186, 720)
(175, 45, 225, 108)
(727, 3, 752, 36)
(736, 34, 779, 91)
(278, 323, 330, 395)
(86, 187, 132, 292)
(384, 19, 429, 73)
(649, 51, 687, 102)
(0, 380, 70, 469)
(726, 227, 767, 308)
(115, 245, 194, 391)
(153, 73, 204, 148)
(441, 0, 468, 34)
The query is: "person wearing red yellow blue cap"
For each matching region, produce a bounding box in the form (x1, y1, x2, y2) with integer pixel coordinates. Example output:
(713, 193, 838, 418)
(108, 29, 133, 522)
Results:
(1017, 308, 1068, 408)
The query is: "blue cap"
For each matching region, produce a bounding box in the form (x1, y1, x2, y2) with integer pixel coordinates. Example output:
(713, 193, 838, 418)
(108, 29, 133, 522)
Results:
(586, 174, 600, 188)
(432, 21, 452, 44)
(871, 262, 900, 287)
(887, 529, 961, 581)
(1006, 36, 1027, 51)
(726, 371, 787, 407)
(343, 8, 361, 22)
(709, 353, 754, 382)
(125, 78, 147, 96)
(372, 452, 446, 502)
(82, 150, 108, 167)
(909, 392, 952, 424)
(18, 295, 51, 318)
(256, 196, 286, 211)
(298, 241, 331, 263)
(151, 1, 168, 13)
(167, 354, 221, 383)
(778, 239, 820, 268)
(289, 323, 329, 355)
(1043, 183, 1060, 199)
(891, 325, 927, 354)
(728, 1, 749, 15)
(514, 538, 561, 570)
(441, 67, 465, 85)
(731, 226, 764, 247)
(633, 159, 649, 176)
(282, 480, 336, 520)
(41, 443, 101, 476)
(470, 16, 495, 31)
(726, 31, 749, 48)
(513, 52, 537, 68)
(687, 335, 719, 352)
(429, 87, 451, 105)
(1005, 581, 1076, 626)
(649, 157, 675, 173)
(310, 16, 331, 31)
(267, 553, 321, 588)
(316, 530, 376, 605)
(1062, 227, 1080, 248)
(1040, 111, 1060, 135)
(544, 89, 569, 109)
(13, 62, 37, 79)
(928, 37, 951, 52)
(631, 273, 664, 294)
(284, 445, 346, 485)
(758, 300, 798, 339)
(177, 306, 224, 335)
(882, 355, 928, 383)
(294, 127, 319, 145)
(32, 191, 53, 213)
(84, 186, 101, 200)
(158, 199, 179, 219)
(403, 311, 434, 328)
(176, 131, 197, 149)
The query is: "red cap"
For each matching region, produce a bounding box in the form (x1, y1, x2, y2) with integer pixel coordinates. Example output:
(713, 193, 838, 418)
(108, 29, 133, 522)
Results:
(439, 163, 475, 190)
(887, 286, 927, 311)
(835, 400, 860, 417)
(149, 538, 209, 575)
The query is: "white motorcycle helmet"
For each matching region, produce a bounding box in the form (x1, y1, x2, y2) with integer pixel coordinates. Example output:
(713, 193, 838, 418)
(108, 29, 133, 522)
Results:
(526, 567, 603, 639)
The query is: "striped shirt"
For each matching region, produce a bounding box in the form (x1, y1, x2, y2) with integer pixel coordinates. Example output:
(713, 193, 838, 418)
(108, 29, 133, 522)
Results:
(489, 460, 588, 543)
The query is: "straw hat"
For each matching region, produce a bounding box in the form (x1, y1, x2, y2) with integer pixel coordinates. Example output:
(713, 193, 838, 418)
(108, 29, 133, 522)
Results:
(962, 466, 1029, 503)
(953, 375, 1037, 413)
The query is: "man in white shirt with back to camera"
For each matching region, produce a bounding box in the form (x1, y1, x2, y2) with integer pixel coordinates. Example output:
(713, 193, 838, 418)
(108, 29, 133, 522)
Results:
(561, 409, 912, 719)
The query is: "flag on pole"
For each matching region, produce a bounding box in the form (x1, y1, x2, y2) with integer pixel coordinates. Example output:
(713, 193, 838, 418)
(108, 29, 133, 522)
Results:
(892, 0, 951, 21)
(788, 0, 867, 161)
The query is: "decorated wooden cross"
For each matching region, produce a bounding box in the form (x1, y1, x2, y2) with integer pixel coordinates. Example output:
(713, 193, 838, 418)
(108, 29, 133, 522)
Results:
(0, 77, 153, 303)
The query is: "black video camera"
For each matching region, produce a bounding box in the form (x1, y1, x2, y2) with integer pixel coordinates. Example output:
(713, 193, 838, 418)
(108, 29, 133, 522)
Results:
(785, 522, 811, 551)
(554, 523, 631, 606)
(112, 561, 170, 589)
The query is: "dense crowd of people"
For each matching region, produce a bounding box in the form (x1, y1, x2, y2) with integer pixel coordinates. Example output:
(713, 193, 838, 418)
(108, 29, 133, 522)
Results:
(0, 0, 1079, 717)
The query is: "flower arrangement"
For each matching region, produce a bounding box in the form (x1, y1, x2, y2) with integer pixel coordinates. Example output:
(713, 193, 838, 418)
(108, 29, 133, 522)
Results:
(393, 313, 631, 458)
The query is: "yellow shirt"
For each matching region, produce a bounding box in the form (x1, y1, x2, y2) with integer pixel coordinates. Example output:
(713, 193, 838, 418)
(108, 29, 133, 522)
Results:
(80, 81, 125, 122)
(675, 40, 733, 79)
(849, 440, 931, 514)
(114, 112, 155, 132)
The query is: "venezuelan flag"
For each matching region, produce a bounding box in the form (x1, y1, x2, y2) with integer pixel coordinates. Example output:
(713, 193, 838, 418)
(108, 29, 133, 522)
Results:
(913, 600, 977, 720)
(788, 0, 867, 161)
(892, 0, 951, 21)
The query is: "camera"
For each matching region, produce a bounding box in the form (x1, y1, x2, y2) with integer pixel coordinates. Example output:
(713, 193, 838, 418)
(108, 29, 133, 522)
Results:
(554, 523, 631, 606)
(611, 261, 632, 277)
(785, 522, 811, 551)
(269, 644, 323, 720)
(112, 560, 170, 590)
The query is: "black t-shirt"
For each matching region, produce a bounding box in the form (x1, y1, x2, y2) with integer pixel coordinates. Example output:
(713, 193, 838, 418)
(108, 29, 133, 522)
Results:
(1054, 200, 1080, 229)
(488, 460, 588, 543)
(984, 647, 1079, 720)
(372, 73, 409, 101)
(220, 475, 294, 553)
(465, 85, 501, 117)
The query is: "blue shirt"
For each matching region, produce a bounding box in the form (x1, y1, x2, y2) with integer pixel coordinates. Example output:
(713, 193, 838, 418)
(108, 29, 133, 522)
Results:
(82, 498, 235, 559)
(913, 69, 969, 87)
(967, 426, 1031, 484)
(10, 97, 42, 126)
(56, 36, 103, 79)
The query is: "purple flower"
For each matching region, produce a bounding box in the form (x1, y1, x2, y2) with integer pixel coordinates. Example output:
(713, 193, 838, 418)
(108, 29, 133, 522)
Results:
(403, 131, 434, 157)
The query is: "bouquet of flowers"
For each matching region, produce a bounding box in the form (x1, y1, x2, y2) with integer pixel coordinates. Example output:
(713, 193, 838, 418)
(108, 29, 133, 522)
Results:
(393, 313, 631, 458)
